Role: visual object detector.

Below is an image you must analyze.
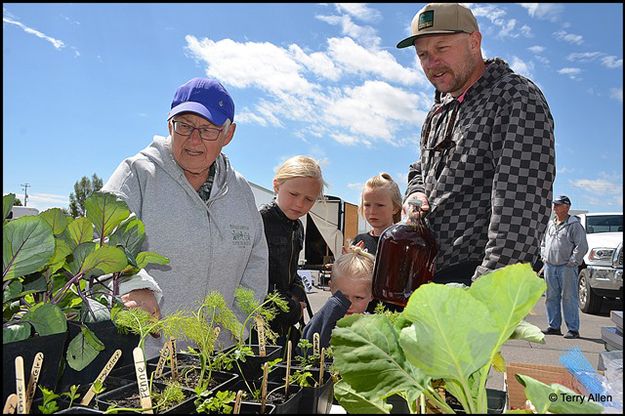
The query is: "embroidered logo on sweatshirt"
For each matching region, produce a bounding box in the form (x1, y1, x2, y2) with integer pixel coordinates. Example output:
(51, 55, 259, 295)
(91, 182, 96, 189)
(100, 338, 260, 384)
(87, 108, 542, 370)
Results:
(230, 224, 251, 247)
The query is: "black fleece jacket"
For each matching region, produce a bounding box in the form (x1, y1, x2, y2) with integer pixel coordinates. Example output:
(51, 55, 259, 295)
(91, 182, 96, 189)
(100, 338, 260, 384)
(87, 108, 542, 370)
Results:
(259, 201, 308, 336)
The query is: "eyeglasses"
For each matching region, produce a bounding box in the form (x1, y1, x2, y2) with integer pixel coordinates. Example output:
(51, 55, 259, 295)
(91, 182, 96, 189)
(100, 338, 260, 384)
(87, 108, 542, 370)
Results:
(172, 120, 223, 141)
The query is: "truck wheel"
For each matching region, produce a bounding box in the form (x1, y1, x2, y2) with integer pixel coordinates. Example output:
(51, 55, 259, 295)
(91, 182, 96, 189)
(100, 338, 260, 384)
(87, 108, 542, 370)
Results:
(578, 269, 602, 314)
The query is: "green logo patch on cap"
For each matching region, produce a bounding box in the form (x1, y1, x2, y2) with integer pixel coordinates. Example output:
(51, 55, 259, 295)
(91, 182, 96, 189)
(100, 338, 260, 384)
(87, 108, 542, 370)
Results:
(418, 10, 434, 30)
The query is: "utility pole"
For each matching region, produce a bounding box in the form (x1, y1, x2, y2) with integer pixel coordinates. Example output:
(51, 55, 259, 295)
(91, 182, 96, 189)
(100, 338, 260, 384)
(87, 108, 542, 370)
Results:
(20, 183, 30, 207)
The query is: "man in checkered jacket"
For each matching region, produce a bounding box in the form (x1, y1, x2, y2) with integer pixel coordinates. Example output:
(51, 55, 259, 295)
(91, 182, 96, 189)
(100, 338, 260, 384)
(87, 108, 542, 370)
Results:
(397, 3, 555, 285)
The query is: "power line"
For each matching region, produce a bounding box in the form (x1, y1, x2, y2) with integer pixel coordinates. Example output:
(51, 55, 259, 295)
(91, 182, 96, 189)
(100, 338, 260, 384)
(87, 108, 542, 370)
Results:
(20, 183, 30, 207)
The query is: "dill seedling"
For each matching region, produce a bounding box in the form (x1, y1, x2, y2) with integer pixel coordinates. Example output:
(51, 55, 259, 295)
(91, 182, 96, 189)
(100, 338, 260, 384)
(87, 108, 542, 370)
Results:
(234, 287, 289, 347)
(161, 291, 242, 391)
(153, 381, 185, 411)
(111, 305, 163, 353)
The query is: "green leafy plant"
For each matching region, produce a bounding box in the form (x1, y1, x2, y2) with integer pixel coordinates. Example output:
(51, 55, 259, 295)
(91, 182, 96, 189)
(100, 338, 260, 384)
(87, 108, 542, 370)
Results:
(233, 287, 289, 347)
(63, 384, 81, 408)
(3, 191, 169, 372)
(161, 291, 242, 391)
(111, 305, 163, 354)
(195, 389, 237, 414)
(35, 384, 80, 414)
(153, 380, 186, 411)
(331, 263, 548, 414)
(515, 373, 603, 413)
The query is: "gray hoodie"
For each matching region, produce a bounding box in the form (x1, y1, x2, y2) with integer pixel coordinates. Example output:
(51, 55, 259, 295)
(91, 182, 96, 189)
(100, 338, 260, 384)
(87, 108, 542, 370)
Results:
(102, 135, 268, 357)
(541, 215, 588, 267)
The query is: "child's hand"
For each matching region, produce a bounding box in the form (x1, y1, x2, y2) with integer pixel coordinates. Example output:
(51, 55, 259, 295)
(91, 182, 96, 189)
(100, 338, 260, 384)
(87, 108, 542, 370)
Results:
(343, 240, 365, 254)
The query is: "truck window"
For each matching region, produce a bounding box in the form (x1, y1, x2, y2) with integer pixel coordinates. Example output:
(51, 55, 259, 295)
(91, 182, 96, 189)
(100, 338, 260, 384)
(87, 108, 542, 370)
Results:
(586, 215, 623, 234)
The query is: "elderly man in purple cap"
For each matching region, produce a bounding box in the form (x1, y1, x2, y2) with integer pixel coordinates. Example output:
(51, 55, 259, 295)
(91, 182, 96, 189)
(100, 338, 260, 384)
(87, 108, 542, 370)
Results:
(398, 3, 556, 286)
(102, 77, 268, 357)
(540, 195, 588, 339)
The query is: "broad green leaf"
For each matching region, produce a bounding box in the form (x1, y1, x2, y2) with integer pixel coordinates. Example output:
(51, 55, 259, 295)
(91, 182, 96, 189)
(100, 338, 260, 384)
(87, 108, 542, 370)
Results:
(109, 216, 145, 258)
(510, 320, 545, 344)
(22, 303, 67, 336)
(3, 323, 32, 344)
(401, 283, 499, 381)
(22, 272, 47, 293)
(39, 208, 70, 236)
(491, 352, 506, 373)
(468, 263, 546, 352)
(65, 242, 96, 276)
(47, 238, 73, 275)
(332, 314, 428, 409)
(136, 251, 170, 269)
(82, 246, 128, 275)
(333, 379, 392, 414)
(3, 193, 16, 220)
(3, 216, 55, 281)
(66, 325, 105, 371)
(85, 192, 130, 242)
(64, 217, 95, 250)
(515, 374, 604, 414)
(3, 281, 23, 304)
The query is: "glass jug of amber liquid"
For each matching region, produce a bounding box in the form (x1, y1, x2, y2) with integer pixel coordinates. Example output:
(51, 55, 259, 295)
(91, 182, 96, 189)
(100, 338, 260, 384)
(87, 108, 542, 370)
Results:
(372, 202, 438, 307)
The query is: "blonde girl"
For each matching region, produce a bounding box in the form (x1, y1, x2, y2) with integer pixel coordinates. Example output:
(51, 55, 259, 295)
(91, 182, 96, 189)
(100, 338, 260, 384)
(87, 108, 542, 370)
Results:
(259, 156, 326, 347)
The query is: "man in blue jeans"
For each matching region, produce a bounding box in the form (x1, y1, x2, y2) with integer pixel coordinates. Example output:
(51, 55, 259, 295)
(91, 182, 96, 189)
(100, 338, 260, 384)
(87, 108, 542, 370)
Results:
(540, 196, 588, 339)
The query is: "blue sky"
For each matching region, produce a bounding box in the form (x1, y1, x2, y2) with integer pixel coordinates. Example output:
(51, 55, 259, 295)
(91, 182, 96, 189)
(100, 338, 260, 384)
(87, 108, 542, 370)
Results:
(3, 3, 623, 215)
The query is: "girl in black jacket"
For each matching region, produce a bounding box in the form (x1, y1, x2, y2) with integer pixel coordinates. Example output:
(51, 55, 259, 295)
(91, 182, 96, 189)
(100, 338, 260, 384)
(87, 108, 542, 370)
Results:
(259, 155, 326, 348)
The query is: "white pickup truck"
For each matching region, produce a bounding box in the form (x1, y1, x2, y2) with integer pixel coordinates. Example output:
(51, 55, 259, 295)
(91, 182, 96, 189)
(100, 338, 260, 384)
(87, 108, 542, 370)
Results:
(575, 212, 623, 314)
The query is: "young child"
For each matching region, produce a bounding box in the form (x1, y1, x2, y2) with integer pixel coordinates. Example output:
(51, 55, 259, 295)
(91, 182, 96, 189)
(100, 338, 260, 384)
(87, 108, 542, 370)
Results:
(259, 155, 326, 347)
(351, 173, 404, 313)
(302, 246, 375, 349)
(351, 172, 402, 254)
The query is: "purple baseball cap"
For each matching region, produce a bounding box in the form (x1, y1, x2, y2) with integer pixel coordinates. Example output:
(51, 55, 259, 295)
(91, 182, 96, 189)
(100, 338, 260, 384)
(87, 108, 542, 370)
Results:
(168, 77, 235, 126)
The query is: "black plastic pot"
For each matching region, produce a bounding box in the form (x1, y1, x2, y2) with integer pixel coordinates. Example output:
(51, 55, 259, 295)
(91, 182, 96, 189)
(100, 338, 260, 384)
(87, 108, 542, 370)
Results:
(57, 320, 139, 392)
(109, 362, 160, 381)
(227, 379, 302, 414)
(56, 406, 105, 414)
(3, 331, 68, 404)
(448, 388, 508, 414)
(174, 398, 276, 414)
(160, 369, 239, 396)
(270, 363, 334, 414)
(95, 380, 195, 414)
(225, 344, 283, 381)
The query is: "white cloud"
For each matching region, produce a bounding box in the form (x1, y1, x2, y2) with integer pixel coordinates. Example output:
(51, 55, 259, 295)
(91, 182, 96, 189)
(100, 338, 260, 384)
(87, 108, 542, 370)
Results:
(468, 4, 525, 39)
(183, 35, 428, 148)
(509, 56, 534, 78)
(610, 88, 623, 103)
(557, 67, 582, 80)
(324, 80, 428, 145)
(571, 177, 623, 208)
(3, 16, 65, 49)
(518, 3, 564, 22)
(184, 36, 316, 97)
(567, 51, 603, 62)
(289, 44, 341, 81)
(316, 13, 381, 47)
(528, 45, 545, 54)
(326, 37, 426, 86)
(602, 56, 623, 69)
(554, 30, 583, 45)
(18, 193, 69, 211)
(334, 3, 381, 22)
(347, 182, 364, 190)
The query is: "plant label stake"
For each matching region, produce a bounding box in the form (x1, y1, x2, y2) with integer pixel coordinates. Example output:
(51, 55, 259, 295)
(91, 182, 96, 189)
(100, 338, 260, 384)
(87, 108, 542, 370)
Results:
(81, 349, 122, 406)
(3, 394, 18, 414)
(133, 347, 153, 414)
(254, 316, 266, 357)
(285, 340, 292, 396)
(153, 344, 170, 380)
(168, 337, 179, 381)
(24, 352, 43, 413)
(318, 347, 325, 387)
(260, 362, 269, 414)
(233, 390, 243, 414)
(15, 356, 26, 414)
(313, 332, 320, 356)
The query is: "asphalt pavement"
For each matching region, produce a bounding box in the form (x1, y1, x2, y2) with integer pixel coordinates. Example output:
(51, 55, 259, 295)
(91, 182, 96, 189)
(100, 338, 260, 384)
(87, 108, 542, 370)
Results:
(304, 281, 622, 391)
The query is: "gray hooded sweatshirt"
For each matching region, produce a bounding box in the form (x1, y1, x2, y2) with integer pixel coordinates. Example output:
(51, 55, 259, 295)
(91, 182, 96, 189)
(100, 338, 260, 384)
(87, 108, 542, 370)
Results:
(541, 215, 588, 267)
(102, 135, 268, 357)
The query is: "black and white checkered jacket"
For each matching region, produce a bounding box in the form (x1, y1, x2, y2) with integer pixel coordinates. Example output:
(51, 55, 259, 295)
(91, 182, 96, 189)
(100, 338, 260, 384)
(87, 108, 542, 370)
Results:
(406, 58, 556, 280)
